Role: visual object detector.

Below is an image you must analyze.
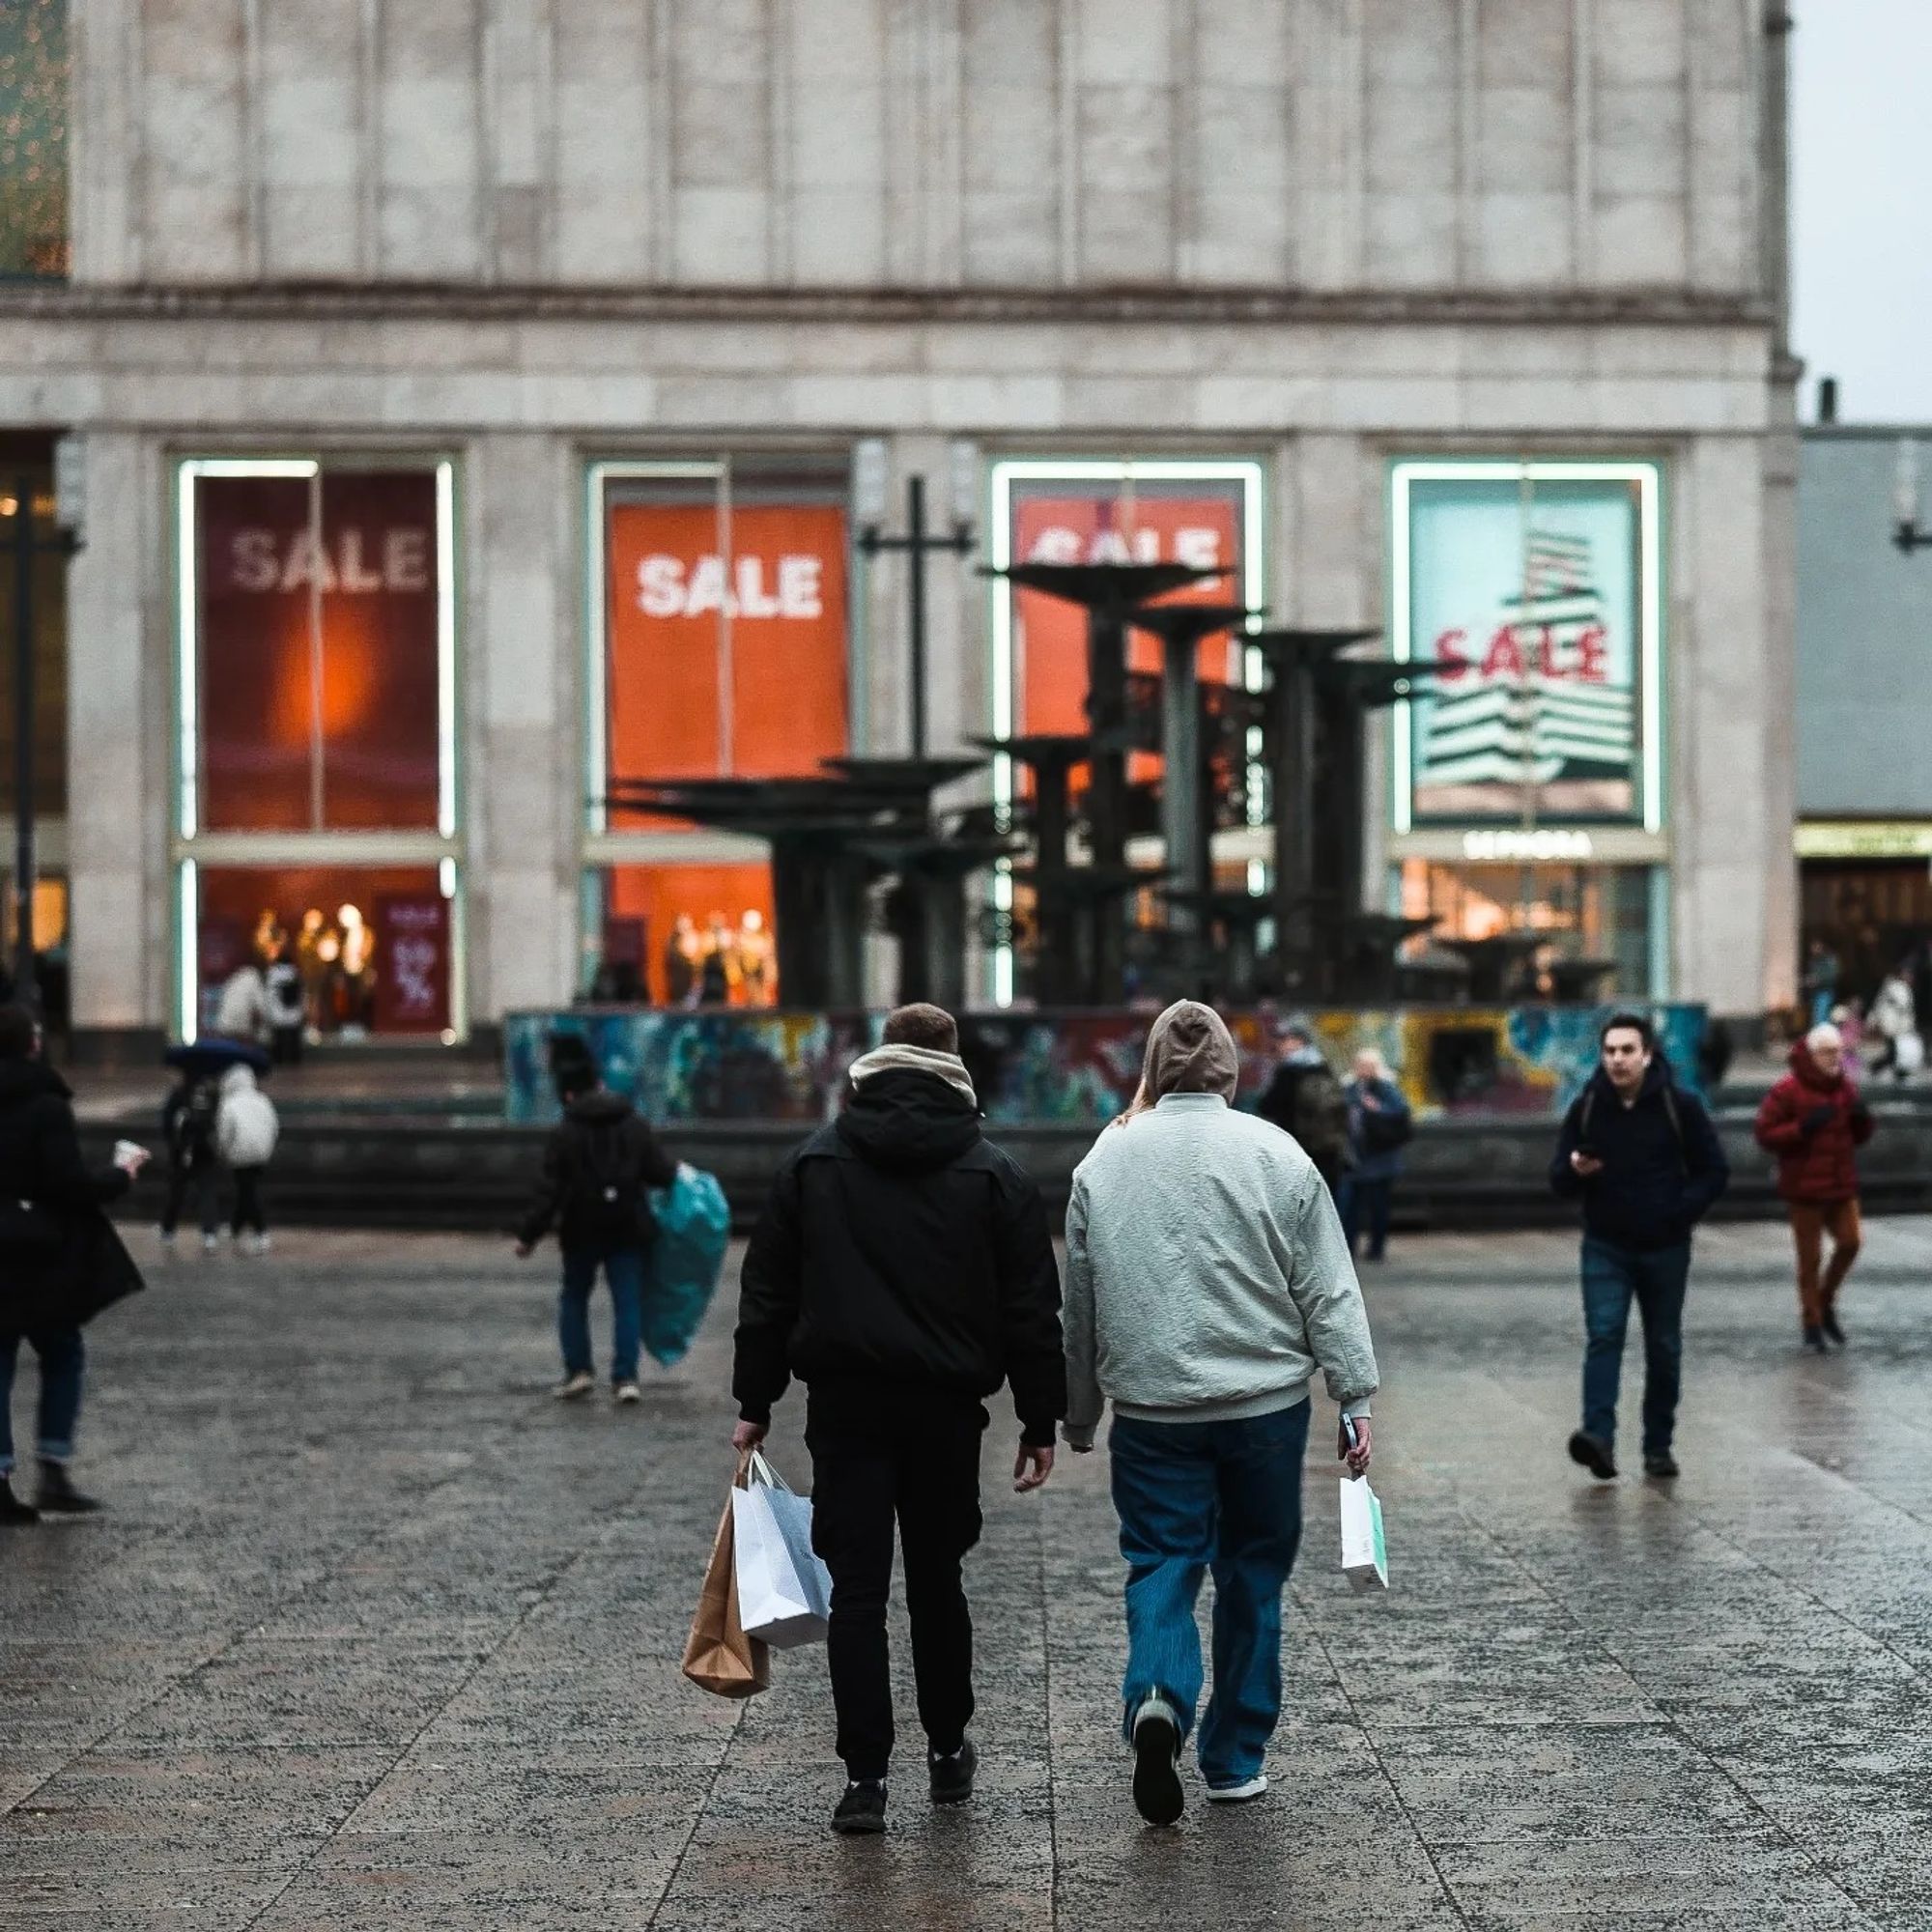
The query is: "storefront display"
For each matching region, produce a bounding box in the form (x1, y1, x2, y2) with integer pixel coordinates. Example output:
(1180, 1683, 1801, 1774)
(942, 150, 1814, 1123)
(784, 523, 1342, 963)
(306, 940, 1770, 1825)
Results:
(173, 457, 462, 1041)
(1391, 460, 1662, 833)
(189, 864, 455, 1041)
(585, 458, 852, 1003)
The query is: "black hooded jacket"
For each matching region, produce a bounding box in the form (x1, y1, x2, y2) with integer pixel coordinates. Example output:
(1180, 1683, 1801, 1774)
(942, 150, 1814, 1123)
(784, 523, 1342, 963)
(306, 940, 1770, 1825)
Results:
(0, 1057, 143, 1333)
(519, 1088, 676, 1252)
(1548, 1056, 1729, 1252)
(733, 1069, 1065, 1445)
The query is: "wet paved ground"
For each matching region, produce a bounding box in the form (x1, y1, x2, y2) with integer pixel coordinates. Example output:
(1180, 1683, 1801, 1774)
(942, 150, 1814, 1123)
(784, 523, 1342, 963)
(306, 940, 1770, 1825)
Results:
(7, 1218, 1932, 1930)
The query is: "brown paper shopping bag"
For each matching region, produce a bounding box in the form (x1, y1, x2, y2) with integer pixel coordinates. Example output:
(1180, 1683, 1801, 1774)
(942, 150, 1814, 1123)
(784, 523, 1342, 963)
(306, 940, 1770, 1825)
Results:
(682, 1463, 771, 1698)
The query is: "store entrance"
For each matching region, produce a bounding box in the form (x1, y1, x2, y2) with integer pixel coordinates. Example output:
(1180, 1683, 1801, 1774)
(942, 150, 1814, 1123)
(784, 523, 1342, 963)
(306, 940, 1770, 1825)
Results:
(1801, 860, 1932, 1011)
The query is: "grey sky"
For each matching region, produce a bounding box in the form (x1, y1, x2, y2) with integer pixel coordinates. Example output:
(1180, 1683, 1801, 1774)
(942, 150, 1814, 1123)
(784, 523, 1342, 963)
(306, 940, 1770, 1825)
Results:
(1791, 1, 1932, 423)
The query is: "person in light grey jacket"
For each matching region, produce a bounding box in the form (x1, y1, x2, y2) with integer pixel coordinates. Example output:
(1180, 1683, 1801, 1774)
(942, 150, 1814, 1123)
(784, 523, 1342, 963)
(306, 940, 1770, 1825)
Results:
(1064, 999, 1378, 1828)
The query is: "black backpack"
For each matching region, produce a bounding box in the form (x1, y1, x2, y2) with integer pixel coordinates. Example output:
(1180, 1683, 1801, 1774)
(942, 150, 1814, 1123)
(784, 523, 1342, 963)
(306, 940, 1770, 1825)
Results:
(1293, 1065, 1350, 1166)
(569, 1116, 657, 1248)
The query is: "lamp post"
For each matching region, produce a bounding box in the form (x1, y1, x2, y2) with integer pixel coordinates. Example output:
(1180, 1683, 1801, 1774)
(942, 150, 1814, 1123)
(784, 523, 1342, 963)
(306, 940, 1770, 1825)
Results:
(1892, 438, 1932, 554)
(7, 437, 84, 1015)
(854, 441, 978, 758)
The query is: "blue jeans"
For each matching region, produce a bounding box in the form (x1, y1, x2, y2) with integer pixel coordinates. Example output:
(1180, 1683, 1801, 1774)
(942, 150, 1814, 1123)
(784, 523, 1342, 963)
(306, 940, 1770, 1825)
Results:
(558, 1248, 645, 1384)
(0, 1328, 86, 1474)
(1109, 1400, 1310, 1789)
(1580, 1236, 1690, 1457)
(1339, 1177, 1394, 1260)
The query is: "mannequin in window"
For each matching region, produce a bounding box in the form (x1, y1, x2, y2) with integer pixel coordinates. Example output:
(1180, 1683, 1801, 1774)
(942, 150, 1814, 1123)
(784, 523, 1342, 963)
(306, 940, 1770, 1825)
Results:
(738, 910, 775, 1007)
(665, 915, 700, 1007)
(698, 912, 734, 1007)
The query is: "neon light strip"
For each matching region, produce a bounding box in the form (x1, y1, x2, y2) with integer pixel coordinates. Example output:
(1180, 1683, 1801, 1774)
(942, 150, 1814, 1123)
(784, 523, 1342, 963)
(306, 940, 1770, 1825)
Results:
(178, 859, 198, 1043)
(1637, 468, 1663, 834)
(435, 461, 458, 838)
(1390, 464, 1413, 834)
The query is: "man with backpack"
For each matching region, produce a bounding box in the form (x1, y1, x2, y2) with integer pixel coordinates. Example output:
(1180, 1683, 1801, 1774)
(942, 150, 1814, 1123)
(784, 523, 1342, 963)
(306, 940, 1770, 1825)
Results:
(1255, 1022, 1350, 1193)
(160, 1070, 224, 1252)
(1549, 1013, 1729, 1483)
(516, 1052, 676, 1405)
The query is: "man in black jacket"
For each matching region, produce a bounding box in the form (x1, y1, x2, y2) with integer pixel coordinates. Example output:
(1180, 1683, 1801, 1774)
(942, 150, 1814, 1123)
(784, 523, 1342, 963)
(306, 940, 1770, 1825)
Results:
(1549, 1013, 1729, 1485)
(515, 1050, 675, 1406)
(732, 1003, 1065, 1837)
(0, 1005, 149, 1523)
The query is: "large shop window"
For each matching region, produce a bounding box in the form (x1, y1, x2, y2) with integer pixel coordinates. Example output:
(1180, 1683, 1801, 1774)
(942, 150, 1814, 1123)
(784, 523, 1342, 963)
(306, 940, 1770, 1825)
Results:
(175, 459, 460, 1041)
(586, 459, 851, 1006)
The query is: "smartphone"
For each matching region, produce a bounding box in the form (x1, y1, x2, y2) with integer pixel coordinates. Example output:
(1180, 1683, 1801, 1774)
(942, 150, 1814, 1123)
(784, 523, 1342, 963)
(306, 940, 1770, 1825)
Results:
(1340, 1414, 1362, 1460)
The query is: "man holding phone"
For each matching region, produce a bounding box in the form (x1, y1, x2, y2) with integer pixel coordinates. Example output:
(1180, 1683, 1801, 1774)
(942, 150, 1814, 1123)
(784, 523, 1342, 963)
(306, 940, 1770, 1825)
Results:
(1550, 1013, 1728, 1483)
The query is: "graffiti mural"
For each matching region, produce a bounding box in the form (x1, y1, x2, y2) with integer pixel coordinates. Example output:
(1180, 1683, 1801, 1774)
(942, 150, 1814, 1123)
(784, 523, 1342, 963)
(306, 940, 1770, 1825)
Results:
(504, 1004, 1710, 1127)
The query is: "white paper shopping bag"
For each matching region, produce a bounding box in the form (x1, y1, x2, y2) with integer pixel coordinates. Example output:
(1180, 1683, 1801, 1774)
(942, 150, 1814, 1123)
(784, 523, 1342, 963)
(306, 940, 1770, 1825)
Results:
(1339, 1474, 1388, 1591)
(730, 1450, 835, 1649)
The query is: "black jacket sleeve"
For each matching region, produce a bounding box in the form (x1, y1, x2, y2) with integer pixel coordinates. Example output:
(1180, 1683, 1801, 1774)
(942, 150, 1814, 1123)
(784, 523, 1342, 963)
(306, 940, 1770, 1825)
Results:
(31, 1094, 130, 1212)
(1678, 1094, 1730, 1223)
(518, 1124, 570, 1248)
(990, 1164, 1065, 1448)
(733, 1157, 805, 1426)
(632, 1118, 677, 1191)
(1549, 1097, 1585, 1198)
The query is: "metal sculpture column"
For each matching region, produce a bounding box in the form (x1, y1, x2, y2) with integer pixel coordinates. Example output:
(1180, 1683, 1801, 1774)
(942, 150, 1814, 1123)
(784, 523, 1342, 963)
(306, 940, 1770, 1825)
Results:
(972, 732, 1090, 1006)
(1127, 602, 1259, 935)
(1247, 628, 1378, 996)
(990, 562, 1222, 1002)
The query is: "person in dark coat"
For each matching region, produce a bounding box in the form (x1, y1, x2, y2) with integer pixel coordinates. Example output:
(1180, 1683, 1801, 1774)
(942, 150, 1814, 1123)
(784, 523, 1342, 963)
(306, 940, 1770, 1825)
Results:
(1338, 1048, 1412, 1263)
(515, 1053, 676, 1405)
(0, 1005, 150, 1523)
(1254, 1023, 1350, 1194)
(1753, 1023, 1874, 1353)
(1549, 1012, 1728, 1485)
(732, 1003, 1065, 1838)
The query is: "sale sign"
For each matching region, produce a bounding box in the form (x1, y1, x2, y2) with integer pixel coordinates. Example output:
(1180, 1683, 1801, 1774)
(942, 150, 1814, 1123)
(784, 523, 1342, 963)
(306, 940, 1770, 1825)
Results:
(1398, 466, 1657, 825)
(604, 500, 850, 790)
(373, 895, 451, 1035)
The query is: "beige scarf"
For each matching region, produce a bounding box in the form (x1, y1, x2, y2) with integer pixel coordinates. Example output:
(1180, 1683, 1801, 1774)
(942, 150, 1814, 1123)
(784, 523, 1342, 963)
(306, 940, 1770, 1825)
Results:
(848, 1043, 979, 1106)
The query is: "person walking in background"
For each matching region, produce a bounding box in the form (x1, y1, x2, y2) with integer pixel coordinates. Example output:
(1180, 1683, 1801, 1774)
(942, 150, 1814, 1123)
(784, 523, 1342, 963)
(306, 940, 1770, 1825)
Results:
(1754, 1022, 1874, 1353)
(516, 1051, 676, 1406)
(264, 942, 306, 1066)
(732, 1003, 1064, 1838)
(1064, 1001, 1378, 1827)
(1254, 1021, 1350, 1195)
(1866, 966, 1919, 1084)
(159, 1068, 224, 1253)
(1339, 1049, 1411, 1264)
(1802, 940, 1840, 1031)
(1550, 1014, 1728, 1484)
(0, 1005, 150, 1523)
(214, 958, 271, 1048)
(216, 1065, 279, 1255)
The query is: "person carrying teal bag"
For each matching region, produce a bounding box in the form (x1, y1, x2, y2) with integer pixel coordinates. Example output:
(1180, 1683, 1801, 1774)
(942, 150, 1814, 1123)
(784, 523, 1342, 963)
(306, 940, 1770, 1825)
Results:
(640, 1163, 730, 1368)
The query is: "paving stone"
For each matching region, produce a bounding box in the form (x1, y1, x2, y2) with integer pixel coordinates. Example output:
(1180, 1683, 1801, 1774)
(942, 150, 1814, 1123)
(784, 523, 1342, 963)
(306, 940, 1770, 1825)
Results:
(7, 1222, 1932, 1925)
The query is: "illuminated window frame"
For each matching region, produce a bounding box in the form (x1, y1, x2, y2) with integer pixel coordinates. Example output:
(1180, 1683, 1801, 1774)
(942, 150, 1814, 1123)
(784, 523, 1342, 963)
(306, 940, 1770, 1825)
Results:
(1388, 457, 1665, 838)
(169, 455, 465, 1042)
(984, 457, 1268, 1009)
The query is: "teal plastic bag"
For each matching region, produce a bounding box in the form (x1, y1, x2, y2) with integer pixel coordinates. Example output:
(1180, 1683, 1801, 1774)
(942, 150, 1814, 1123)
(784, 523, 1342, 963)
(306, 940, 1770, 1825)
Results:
(640, 1163, 730, 1367)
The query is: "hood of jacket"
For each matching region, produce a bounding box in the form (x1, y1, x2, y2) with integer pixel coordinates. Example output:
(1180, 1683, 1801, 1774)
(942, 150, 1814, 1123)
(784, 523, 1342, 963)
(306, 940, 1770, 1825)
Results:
(837, 1066, 982, 1173)
(0, 1057, 69, 1112)
(1787, 1040, 1845, 1094)
(563, 1087, 634, 1127)
(219, 1064, 261, 1097)
(1140, 1001, 1240, 1104)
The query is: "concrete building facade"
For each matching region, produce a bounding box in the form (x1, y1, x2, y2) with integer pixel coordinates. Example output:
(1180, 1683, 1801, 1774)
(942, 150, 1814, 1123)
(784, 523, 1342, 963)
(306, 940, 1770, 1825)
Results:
(1, 0, 1799, 1045)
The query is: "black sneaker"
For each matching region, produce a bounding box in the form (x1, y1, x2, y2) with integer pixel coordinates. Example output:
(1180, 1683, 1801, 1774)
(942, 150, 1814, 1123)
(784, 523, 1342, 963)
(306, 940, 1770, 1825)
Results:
(1803, 1324, 1828, 1354)
(1131, 1699, 1184, 1828)
(0, 1476, 38, 1525)
(1567, 1431, 1618, 1482)
(1821, 1311, 1847, 1348)
(1643, 1451, 1680, 1480)
(928, 1739, 977, 1804)
(35, 1463, 102, 1516)
(831, 1779, 888, 1835)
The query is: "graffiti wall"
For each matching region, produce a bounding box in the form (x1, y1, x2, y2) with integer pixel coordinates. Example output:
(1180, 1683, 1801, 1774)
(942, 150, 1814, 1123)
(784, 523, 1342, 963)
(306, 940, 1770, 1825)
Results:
(504, 1004, 1710, 1126)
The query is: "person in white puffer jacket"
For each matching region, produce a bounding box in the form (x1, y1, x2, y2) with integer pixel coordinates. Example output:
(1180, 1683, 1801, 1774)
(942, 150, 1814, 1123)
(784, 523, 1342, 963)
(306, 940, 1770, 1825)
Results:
(215, 1065, 279, 1254)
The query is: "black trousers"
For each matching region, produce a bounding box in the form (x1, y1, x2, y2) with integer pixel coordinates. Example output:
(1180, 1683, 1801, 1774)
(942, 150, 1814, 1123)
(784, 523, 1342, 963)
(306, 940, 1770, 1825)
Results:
(805, 1385, 987, 1782)
(160, 1164, 219, 1237)
(231, 1167, 267, 1236)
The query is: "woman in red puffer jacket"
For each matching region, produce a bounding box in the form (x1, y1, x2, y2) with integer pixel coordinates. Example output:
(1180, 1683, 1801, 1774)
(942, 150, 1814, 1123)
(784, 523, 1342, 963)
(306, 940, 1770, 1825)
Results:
(1754, 1025, 1874, 1352)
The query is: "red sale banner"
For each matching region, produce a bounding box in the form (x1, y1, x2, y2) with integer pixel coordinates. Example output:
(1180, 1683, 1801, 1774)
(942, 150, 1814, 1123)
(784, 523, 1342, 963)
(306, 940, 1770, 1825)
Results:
(373, 895, 451, 1035)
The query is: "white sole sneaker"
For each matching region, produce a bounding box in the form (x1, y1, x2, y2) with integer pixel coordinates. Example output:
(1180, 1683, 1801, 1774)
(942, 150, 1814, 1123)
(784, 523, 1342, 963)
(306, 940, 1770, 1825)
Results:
(553, 1375, 595, 1401)
(1206, 1775, 1268, 1804)
(613, 1383, 641, 1406)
